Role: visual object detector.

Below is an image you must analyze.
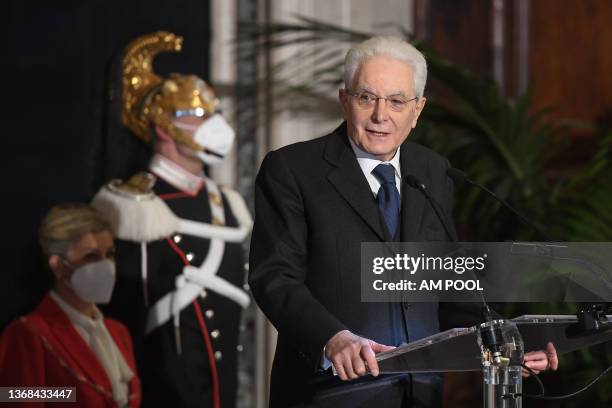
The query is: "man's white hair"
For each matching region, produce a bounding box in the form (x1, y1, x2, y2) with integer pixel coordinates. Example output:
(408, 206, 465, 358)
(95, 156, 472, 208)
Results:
(344, 36, 427, 99)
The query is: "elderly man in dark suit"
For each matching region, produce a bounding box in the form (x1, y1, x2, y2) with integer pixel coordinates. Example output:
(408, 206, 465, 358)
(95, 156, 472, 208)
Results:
(249, 36, 556, 408)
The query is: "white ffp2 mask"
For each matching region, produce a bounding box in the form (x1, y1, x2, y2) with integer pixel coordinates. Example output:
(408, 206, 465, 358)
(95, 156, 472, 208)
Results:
(174, 114, 235, 165)
(67, 259, 116, 304)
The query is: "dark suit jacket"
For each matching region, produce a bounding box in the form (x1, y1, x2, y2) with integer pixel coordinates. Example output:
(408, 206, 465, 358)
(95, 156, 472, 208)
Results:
(249, 123, 458, 407)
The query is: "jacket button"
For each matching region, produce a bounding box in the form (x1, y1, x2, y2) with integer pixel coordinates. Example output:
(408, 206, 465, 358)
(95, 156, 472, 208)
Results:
(214, 351, 222, 360)
(205, 309, 215, 319)
(211, 329, 220, 339)
(209, 192, 223, 207)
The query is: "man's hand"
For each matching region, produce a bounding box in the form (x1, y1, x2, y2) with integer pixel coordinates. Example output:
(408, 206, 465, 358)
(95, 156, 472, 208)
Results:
(522, 342, 559, 377)
(325, 330, 395, 381)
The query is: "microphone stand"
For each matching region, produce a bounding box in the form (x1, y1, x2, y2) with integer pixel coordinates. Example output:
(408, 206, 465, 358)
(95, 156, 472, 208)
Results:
(446, 167, 612, 341)
(404, 173, 524, 407)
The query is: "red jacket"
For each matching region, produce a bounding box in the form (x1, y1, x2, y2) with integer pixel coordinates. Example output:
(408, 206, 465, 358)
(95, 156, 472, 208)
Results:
(0, 294, 141, 407)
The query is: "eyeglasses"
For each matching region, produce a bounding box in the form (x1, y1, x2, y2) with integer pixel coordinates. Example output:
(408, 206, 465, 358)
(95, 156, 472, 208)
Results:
(347, 90, 418, 112)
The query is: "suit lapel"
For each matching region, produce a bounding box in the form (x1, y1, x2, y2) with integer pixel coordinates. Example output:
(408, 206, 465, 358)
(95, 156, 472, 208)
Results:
(325, 124, 387, 241)
(399, 142, 427, 241)
(38, 295, 113, 394)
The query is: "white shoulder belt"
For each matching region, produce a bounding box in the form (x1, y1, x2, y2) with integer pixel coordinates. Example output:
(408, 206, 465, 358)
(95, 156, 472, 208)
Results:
(92, 178, 252, 344)
(146, 179, 251, 337)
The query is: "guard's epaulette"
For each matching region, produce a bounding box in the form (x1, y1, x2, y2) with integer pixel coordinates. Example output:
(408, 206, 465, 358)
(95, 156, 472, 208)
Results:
(92, 172, 179, 242)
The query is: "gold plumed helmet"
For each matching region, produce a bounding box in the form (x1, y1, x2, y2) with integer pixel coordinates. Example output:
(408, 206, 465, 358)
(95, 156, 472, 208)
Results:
(122, 31, 220, 151)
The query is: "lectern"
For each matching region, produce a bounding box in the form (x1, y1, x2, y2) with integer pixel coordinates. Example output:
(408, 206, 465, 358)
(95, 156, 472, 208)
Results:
(375, 315, 612, 407)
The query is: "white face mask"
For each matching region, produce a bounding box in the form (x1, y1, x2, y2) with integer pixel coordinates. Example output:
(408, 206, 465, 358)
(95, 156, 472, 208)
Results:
(173, 114, 236, 165)
(64, 259, 116, 304)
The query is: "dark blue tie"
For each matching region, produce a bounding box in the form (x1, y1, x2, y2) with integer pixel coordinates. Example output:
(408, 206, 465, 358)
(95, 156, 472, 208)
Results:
(373, 164, 400, 239)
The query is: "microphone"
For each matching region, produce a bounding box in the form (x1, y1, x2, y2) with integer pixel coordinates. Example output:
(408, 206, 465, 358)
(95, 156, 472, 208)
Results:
(448, 168, 612, 338)
(404, 173, 494, 323)
(446, 168, 554, 241)
(403, 175, 456, 243)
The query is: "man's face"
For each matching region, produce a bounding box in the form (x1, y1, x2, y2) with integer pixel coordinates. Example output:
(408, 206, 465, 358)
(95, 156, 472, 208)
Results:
(339, 56, 426, 161)
(173, 115, 208, 159)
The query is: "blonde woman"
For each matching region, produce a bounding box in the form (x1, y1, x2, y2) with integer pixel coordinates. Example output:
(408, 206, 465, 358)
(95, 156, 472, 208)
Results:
(0, 204, 141, 407)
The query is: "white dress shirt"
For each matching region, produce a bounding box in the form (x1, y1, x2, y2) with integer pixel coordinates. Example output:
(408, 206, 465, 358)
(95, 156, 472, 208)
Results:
(50, 291, 133, 407)
(348, 137, 402, 198)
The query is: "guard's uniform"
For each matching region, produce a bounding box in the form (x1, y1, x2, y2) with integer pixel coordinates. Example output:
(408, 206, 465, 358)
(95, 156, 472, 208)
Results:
(93, 156, 250, 407)
(97, 156, 250, 408)
(96, 31, 251, 408)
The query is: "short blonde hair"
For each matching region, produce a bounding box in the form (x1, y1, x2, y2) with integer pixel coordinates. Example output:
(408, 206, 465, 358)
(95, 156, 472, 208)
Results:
(344, 36, 428, 98)
(39, 203, 112, 257)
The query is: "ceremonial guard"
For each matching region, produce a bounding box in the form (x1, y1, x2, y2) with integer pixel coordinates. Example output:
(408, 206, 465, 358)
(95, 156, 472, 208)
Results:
(92, 32, 251, 408)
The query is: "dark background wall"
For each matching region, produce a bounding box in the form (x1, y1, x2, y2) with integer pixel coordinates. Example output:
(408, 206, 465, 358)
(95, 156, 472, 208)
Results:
(415, 0, 612, 127)
(529, 0, 612, 127)
(0, 0, 211, 329)
(413, 0, 612, 187)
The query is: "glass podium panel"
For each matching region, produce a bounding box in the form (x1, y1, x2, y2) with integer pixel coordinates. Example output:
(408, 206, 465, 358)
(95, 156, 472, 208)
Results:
(377, 315, 612, 374)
